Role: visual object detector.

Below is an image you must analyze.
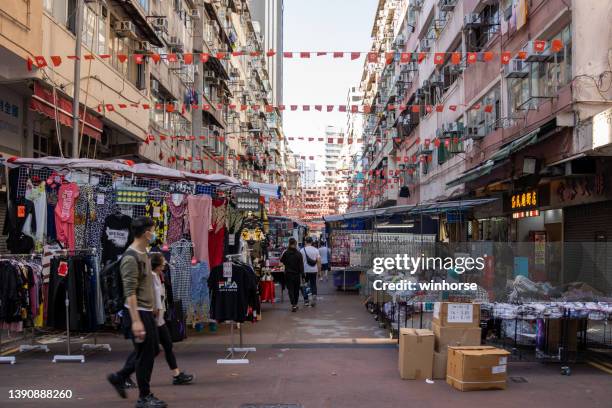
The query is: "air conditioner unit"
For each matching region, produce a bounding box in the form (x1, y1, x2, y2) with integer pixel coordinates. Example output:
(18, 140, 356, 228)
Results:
(504, 58, 528, 78)
(463, 13, 482, 29)
(203, 70, 216, 80)
(405, 61, 418, 72)
(168, 36, 184, 53)
(524, 40, 553, 62)
(190, 9, 201, 19)
(438, 0, 457, 12)
(430, 73, 444, 87)
(410, 0, 423, 11)
(419, 38, 432, 51)
(444, 122, 465, 134)
(415, 88, 425, 99)
(466, 126, 486, 139)
(395, 34, 405, 47)
(115, 21, 136, 38)
(152, 17, 168, 33)
(151, 79, 159, 93)
(135, 41, 150, 52)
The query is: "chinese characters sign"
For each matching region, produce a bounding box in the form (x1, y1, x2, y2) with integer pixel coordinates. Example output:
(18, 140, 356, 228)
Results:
(511, 190, 537, 210)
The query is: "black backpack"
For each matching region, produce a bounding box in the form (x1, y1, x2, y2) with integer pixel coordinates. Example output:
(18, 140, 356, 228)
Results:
(101, 252, 140, 314)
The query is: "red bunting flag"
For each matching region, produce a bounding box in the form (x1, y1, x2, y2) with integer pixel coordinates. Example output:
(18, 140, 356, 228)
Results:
(134, 54, 144, 64)
(367, 52, 378, 63)
(151, 53, 161, 63)
(184, 53, 193, 64)
(200, 53, 209, 62)
(434, 53, 445, 64)
(266, 49, 276, 57)
(333, 52, 344, 58)
(300, 52, 310, 58)
(385, 52, 395, 64)
(400, 52, 411, 63)
(467, 52, 477, 64)
(484, 104, 493, 113)
(451, 52, 461, 65)
(284, 52, 293, 58)
(291, 105, 298, 111)
(303, 105, 310, 111)
(533, 40, 546, 52)
(417, 52, 426, 63)
(327, 105, 334, 112)
(436, 104, 444, 112)
(315, 105, 322, 111)
(483, 51, 494, 62)
(449, 105, 457, 111)
(501, 51, 511, 64)
(551, 39, 563, 52)
(350, 52, 360, 60)
(50, 56, 62, 67)
(118, 54, 128, 63)
(34, 56, 48, 67)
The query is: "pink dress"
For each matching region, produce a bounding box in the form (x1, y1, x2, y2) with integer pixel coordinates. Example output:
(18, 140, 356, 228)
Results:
(187, 195, 212, 263)
(55, 183, 79, 250)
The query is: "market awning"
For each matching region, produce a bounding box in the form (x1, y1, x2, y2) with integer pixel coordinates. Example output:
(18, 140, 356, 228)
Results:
(446, 127, 541, 188)
(324, 208, 387, 222)
(247, 181, 281, 199)
(29, 82, 103, 141)
(408, 198, 499, 214)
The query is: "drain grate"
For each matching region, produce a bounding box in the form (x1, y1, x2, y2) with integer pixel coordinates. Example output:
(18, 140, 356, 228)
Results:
(240, 404, 304, 408)
(240, 405, 303, 408)
(509, 376, 528, 383)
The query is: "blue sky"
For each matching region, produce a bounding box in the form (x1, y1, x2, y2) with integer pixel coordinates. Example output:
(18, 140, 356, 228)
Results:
(282, 0, 378, 164)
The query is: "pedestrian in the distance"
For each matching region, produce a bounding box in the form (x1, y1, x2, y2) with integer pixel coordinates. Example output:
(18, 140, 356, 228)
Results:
(107, 217, 166, 408)
(301, 236, 321, 306)
(280, 238, 305, 312)
(318, 241, 330, 282)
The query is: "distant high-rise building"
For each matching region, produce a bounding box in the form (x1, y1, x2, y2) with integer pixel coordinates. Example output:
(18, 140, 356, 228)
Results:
(297, 157, 317, 187)
(249, 0, 284, 107)
(324, 126, 343, 184)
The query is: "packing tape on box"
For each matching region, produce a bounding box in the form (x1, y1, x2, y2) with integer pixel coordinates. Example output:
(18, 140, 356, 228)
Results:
(446, 375, 507, 384)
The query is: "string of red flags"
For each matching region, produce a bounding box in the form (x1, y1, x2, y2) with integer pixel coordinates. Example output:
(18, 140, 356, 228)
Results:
(97, 102, 494, 114)
(27, 39, 563, 70)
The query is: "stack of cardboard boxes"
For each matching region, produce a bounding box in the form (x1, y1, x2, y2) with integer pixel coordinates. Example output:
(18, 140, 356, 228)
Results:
(397, 303, 511, 391)
(431, 302, 482, 380)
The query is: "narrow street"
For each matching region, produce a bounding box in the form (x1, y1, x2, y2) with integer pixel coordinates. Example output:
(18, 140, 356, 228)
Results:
(2, 281, 610, 408)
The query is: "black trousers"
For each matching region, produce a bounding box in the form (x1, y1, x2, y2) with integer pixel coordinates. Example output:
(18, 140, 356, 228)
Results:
(285, 273, 301, 306)
(117, 311, 159, 398)
(119, 324, 178, 379)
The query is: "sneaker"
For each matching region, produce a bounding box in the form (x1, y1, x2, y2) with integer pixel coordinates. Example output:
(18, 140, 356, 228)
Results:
(107, 373, 127, 399)
(291, 306, 298, 312)
(135, 393, 167, 408)
(125, 377, 137, 389)
(172, 372, 194, 385)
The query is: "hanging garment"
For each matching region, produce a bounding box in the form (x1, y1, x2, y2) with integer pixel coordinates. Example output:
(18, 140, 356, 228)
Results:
(188, 261, 210, 324)
(3, 197, 36, 253)
(166, 194, 189, 244)
(55, 183, 80, 250)
(74, 185, 95, 248)
(46, 184, 59, 241)
(187, 195, 212, 263)
(208, 262, 258, 323)
(145, 198, 168, 245)
(86, 186, 115, 250)
(169, 241, 192, 314)
(208, 198, 227, 269)
(101, 213, 133, 266)
(24, 181, 47, 247)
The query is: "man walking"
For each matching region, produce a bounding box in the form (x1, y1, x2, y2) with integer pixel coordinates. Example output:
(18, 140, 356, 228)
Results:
(280, 238, 305, 312)
(318, 241, 330, 282)
(301, 236, 321, 306)
(107, 217, 167, 408)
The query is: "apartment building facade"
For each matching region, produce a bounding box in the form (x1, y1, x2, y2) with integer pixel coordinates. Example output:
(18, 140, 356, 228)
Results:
(358, 0, 612, 289)
(0, 0, 297, 190)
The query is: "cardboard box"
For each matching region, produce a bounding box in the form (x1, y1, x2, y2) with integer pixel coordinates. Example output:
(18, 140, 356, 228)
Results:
(433, 350, 447, 380)
(446, 346, 510, 391)
(398, 328, 434, 380)
(546, 319, 579, 353)
(432, 322, 482, 352)
(433, 302, 481, 328)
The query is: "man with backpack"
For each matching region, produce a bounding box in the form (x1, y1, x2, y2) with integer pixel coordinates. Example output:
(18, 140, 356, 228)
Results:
(107, 217, 167, 408)
(301, 236, 321, 307)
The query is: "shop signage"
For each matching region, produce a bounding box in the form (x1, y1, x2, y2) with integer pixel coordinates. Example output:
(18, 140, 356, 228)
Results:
(550, 175, 610, 207)
(511, 190, 538, 210)
(512, 210, 539, 219)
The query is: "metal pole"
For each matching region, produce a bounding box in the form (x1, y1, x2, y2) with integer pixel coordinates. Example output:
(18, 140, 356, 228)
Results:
(71, 0, 84, 158)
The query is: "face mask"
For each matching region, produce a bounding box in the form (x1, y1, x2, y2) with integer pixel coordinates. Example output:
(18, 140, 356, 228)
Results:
(149, 231, 157, 245)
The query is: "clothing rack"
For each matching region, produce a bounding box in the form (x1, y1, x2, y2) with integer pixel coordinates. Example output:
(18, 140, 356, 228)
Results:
(0, 330, 17, 365)
(0, 253, 47, 362)
(51, 248, 97, 363)
(216, 322, 256, 365)
(216, 254, 257, 365)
